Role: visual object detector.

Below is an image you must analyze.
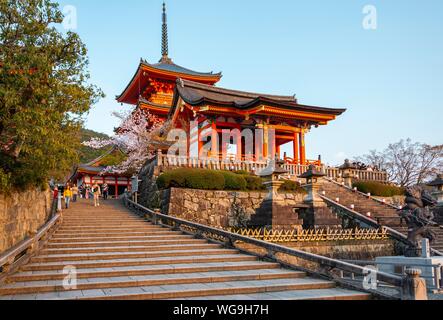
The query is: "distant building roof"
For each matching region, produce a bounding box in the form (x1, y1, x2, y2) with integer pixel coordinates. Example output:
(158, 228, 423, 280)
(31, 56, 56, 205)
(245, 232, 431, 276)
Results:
(429, 174, 443, 187)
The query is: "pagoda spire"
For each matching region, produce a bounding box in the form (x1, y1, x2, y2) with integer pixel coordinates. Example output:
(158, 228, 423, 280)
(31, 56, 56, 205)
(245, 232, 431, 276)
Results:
(160, 2, 172, 63)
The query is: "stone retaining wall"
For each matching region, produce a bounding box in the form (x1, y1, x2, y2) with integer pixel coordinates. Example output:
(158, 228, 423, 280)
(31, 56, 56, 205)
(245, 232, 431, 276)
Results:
(0, 188, 52, 253)
(160, 188, 305, 229)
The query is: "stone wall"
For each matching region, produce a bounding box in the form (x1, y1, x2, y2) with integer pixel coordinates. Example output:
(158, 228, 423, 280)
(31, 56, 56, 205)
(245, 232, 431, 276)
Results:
(0, 188, 52, 254)
(160, 188, 306, 229)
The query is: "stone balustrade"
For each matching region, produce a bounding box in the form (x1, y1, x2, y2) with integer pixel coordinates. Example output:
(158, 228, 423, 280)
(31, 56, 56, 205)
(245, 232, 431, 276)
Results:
(154, 152, 389, 183)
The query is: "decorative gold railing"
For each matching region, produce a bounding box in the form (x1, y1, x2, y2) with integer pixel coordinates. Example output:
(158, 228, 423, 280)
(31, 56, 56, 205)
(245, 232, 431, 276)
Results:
(228, 228, 390, 243)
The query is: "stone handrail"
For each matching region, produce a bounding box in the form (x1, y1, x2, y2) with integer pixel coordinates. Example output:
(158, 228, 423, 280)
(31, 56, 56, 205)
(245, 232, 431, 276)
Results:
(0, 206, 61, 280)
(319, 195, 443, 257)
(325, 167, 388, 183)
(123, 197, 407, 299)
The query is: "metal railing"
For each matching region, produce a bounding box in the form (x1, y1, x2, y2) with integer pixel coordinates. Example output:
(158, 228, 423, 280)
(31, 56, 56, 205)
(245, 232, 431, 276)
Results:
(229, 228, 390, 243)
(123, 196, 407, 300)
(320, 195, 443, 257)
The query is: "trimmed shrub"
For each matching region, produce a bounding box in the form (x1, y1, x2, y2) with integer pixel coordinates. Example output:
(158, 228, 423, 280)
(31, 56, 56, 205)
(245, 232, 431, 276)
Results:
(353, 181, 405, 197)
(243, 175, 266, 191)
(184, 170, 225, 190)
(157, 168, 225, 191)
(221, 171, 247, 191)
(279, 180, 306, 194)
(233, 170, 251, 176)
(156, 169, 186, 189)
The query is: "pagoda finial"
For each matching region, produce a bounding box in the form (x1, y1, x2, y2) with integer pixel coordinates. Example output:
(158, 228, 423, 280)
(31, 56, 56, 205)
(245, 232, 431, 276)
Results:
(160, 2, 172, 63)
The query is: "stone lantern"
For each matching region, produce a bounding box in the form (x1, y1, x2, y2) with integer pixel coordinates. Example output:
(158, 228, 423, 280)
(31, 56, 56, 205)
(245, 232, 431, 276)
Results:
(339, 159, 357, 188)
(428, 174, 443, 206)
(298, 165, 342, 229)
(258, 157, 288, 201)
(248, 156, 303, 231)
(299, 165, 327, 207)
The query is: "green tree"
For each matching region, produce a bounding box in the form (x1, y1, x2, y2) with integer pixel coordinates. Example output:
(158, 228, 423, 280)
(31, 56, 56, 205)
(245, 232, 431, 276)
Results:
(0, 0, 103, 191)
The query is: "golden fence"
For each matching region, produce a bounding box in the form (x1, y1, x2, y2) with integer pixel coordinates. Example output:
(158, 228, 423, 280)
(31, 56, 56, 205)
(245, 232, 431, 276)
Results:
(228, 228, 389, 243)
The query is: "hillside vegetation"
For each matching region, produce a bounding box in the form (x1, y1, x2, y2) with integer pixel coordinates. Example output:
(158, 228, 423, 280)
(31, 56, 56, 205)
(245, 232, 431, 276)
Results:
(78, 129, 111, 164)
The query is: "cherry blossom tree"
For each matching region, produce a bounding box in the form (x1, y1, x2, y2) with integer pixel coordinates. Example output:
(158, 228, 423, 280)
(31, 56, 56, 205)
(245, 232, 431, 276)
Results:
(83, 109, 170, 174)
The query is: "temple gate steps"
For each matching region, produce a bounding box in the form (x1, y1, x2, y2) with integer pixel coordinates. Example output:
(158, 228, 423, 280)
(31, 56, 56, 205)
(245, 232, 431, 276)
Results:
(320, 180, 443, 252)
(0, 200, 371, 300)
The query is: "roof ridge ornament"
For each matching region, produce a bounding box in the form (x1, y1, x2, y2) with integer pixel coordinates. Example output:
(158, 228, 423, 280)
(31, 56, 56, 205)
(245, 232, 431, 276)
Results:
(159, 2, 172, 64)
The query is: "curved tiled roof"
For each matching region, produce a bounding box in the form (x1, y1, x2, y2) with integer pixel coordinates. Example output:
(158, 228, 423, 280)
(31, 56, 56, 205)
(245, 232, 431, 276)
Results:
(173, 79, 346, 115)
(145, 59, 222, 78)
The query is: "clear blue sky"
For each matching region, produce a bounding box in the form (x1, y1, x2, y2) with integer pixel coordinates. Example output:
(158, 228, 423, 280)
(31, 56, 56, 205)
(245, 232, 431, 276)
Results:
(57, 0, 443, 166)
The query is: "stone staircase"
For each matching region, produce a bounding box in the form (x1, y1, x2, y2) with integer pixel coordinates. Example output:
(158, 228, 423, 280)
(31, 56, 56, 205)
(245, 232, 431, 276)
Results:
(0, 200, 371, 300)
(320, 180, 443, 252)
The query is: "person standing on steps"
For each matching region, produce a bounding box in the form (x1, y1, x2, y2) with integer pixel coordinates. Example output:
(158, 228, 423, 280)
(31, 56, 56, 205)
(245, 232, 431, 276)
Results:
(71, 185, 79, 203)
(92, 183, 101, 207)
(102, 183, 109, 200)
(64, 186, 72, 209)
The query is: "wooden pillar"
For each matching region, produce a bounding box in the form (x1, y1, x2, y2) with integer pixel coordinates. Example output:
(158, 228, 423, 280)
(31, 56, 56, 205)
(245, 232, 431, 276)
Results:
(263, 125, 269, 159)
(211, 121, 218, 159)
(293, 132, 299, 164)
(255, 128, 263, 162)
(269, 128, 276, 160)
(198, 127, 204, 159)
(236, 125, 242, 161)
(299, 131, 306, 165)
(115, 176, 118, 199)
(276, 145, 281, 159)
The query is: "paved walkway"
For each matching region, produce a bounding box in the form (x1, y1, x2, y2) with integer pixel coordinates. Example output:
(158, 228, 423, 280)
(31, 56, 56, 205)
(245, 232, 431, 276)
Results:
(0, 199, 371, 300)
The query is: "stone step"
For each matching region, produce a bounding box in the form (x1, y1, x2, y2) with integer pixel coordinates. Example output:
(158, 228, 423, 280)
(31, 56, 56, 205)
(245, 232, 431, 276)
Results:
(46, 238, 196, 248)
(79, 277, 340, 300)
(60, 223, 151, 228)
(41, 242, 213, 255)
(30, 248, 240, 263)
(0, 269, 307, 296)
(56, 226, 160, 232)
(53, 231, 175, 238)
(40, 243, 223, 255)
(49, 234, 186, 243)
(54, 228, 168, 235)
(62, 218, 144, 222)
(0, 199, 374, 301)
(11, 261, 284, 282)
(182, 288, 372, 301)
(21, 254, 257, 272)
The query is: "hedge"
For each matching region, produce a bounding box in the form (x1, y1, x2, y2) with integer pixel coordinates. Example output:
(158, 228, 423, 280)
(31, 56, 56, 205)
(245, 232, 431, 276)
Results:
(157, 168, 308, 193)
(242, 175, 266, 191)
(221, 171, 247, 191)
(157, 168, 224, 190)
(279, 180, 306, 194)
(353, 181, 405, 197)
